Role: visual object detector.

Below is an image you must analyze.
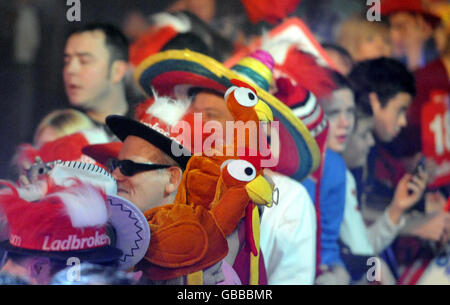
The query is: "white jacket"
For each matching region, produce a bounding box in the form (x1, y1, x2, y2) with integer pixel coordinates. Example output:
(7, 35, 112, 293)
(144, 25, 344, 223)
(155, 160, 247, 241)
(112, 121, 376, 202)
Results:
(260, 173, 317, 284)
(340, 170, 405, 256)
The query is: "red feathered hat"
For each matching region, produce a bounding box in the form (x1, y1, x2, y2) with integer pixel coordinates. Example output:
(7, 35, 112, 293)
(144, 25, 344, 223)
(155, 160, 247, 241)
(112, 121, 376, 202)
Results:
(0, 180, 122, 263)
(13, 130, 108, 171)
(84, 97, 213, 167)
(274, 48, 336, 100)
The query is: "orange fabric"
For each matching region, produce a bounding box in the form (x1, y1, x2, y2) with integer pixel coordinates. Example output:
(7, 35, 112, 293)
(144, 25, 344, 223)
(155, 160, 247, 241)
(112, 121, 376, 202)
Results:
(139, 153, 260, 280)
(139, 80, 270, 281)
(226, 84, 266, 153)
(173, 154, 227, 208)
(140, 203, 228, 280)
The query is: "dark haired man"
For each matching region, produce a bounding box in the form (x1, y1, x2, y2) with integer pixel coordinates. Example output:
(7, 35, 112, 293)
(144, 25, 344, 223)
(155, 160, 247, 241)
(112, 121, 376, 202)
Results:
(348, 57, 417, 208)
(349, 57, 416, 145)
(63, 23, 131, 135)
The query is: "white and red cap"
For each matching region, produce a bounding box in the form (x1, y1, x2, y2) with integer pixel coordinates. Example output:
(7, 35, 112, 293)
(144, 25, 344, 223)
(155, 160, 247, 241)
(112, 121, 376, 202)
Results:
(105, 94, 201, 169)
(0, 179, 122, 263)
(0, 159, 151, 270)
(275, 76, 329, 181)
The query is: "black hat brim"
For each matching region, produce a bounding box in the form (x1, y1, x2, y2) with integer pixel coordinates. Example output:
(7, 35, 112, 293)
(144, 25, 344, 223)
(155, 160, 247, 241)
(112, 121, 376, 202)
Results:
(0, 240, 123, 263)
(106, 115, 191, 169)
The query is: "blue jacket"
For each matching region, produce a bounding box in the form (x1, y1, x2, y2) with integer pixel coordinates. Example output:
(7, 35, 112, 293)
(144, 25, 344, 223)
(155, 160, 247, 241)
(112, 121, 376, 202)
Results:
(302, 149, 347, 267)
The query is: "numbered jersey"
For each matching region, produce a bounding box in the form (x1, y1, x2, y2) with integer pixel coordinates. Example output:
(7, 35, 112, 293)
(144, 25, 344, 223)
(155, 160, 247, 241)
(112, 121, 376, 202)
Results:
(422, 90, 450, 188)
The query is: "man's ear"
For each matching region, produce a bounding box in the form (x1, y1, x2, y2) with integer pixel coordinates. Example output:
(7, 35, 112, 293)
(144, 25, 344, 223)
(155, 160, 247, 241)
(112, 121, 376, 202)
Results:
(110, 60, 129, 84)
(164, 166, 183, 195)
(369, 92, 381, 113)
(28, 257, 52, 284)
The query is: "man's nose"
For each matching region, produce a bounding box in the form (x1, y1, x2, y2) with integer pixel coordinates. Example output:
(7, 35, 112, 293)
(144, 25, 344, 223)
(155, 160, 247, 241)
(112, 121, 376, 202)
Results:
(64, 58, 80, 74)
(339, 113, 350, 128)
(399, 114, 408, 128)
(111, 167, 124, 181)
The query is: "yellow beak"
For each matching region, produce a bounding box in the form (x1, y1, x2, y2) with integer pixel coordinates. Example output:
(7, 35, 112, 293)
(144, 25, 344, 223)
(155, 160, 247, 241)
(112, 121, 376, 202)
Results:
(245, 175, 274, 207)
(255, 100, 273, 122)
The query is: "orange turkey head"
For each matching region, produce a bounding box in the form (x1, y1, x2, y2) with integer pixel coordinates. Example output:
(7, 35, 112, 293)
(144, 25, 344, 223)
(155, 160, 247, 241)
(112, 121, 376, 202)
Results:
(224, 79, 273, 123)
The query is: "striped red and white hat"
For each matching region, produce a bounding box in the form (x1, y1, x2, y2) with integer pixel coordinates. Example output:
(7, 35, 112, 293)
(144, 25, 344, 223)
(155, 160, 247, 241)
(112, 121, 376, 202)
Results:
(275, 77, 328, 161)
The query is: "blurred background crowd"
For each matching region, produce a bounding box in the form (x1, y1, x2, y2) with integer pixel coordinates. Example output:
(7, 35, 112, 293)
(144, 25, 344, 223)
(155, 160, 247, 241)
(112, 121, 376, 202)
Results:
(0, 0, 449, 285)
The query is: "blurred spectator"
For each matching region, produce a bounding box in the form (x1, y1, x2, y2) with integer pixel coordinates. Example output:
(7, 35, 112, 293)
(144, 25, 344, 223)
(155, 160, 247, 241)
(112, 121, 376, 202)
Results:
(348, 57, 416, 216)
(348, 56, 450, 275)
(32, 109, 97, 147)
(311, 71, 354, 285)
(296, 0, 365, 43)
(63, 23, 130, 138)
(321, 72, 356, 154)
(11, 110, 109, 181)
(336, 16, 391, 62)
(348, 58, 415, 186)
(381, 0, 442, 71)
(341, 85, 428, 283)
(394, 38, 450, 184)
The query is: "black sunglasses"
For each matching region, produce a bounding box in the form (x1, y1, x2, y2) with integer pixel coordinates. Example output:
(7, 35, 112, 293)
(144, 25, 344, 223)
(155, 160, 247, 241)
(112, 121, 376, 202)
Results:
(107, 159, 171, 177)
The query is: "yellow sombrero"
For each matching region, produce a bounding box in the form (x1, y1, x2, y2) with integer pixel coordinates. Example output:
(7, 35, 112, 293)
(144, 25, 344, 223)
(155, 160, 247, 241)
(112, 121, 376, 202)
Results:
(133, 49, 320, 181)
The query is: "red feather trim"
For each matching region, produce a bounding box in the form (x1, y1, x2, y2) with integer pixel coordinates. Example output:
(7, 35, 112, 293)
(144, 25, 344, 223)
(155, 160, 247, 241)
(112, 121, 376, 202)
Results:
(241, 0, 302, 24)
(231, 79, 257, 95)
(276, 48, 336, 100)
(245, 203, 258, 256)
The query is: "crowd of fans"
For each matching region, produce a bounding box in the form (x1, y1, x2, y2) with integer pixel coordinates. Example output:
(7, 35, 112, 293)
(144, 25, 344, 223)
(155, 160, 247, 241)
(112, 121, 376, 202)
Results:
(0, 0, 449, 285)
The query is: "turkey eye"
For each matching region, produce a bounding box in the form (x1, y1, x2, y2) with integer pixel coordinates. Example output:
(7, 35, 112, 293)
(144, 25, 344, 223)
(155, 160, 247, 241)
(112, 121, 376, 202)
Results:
(233, 87, 258, 107)
(245, 167, 254, 176)
(225, 160, 256, 182)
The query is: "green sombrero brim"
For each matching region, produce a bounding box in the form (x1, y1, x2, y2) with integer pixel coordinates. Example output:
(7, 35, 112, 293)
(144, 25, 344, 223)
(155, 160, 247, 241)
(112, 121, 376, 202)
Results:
(133, 49, 320, 181)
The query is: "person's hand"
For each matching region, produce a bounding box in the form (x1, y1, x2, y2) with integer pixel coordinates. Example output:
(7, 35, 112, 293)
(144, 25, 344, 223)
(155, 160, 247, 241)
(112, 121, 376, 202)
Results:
(389, 169, 428, 224)
(17, 156, 45, 186)
(425, 191, 447, 213)
(412, 211, 450, 242)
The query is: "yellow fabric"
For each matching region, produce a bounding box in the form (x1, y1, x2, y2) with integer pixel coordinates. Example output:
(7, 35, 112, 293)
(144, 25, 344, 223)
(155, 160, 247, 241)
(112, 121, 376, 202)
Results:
(249, 205, 261, 285)
(235, 57, 273, 85)
(187, 271, 203, 285)
(245, 175, 274, 207)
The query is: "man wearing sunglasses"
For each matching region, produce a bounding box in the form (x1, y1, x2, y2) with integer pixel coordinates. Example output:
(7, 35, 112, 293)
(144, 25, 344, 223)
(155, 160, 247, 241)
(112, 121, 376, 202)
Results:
(102, 96, 192, 214)
(107, 136, 184, 213)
